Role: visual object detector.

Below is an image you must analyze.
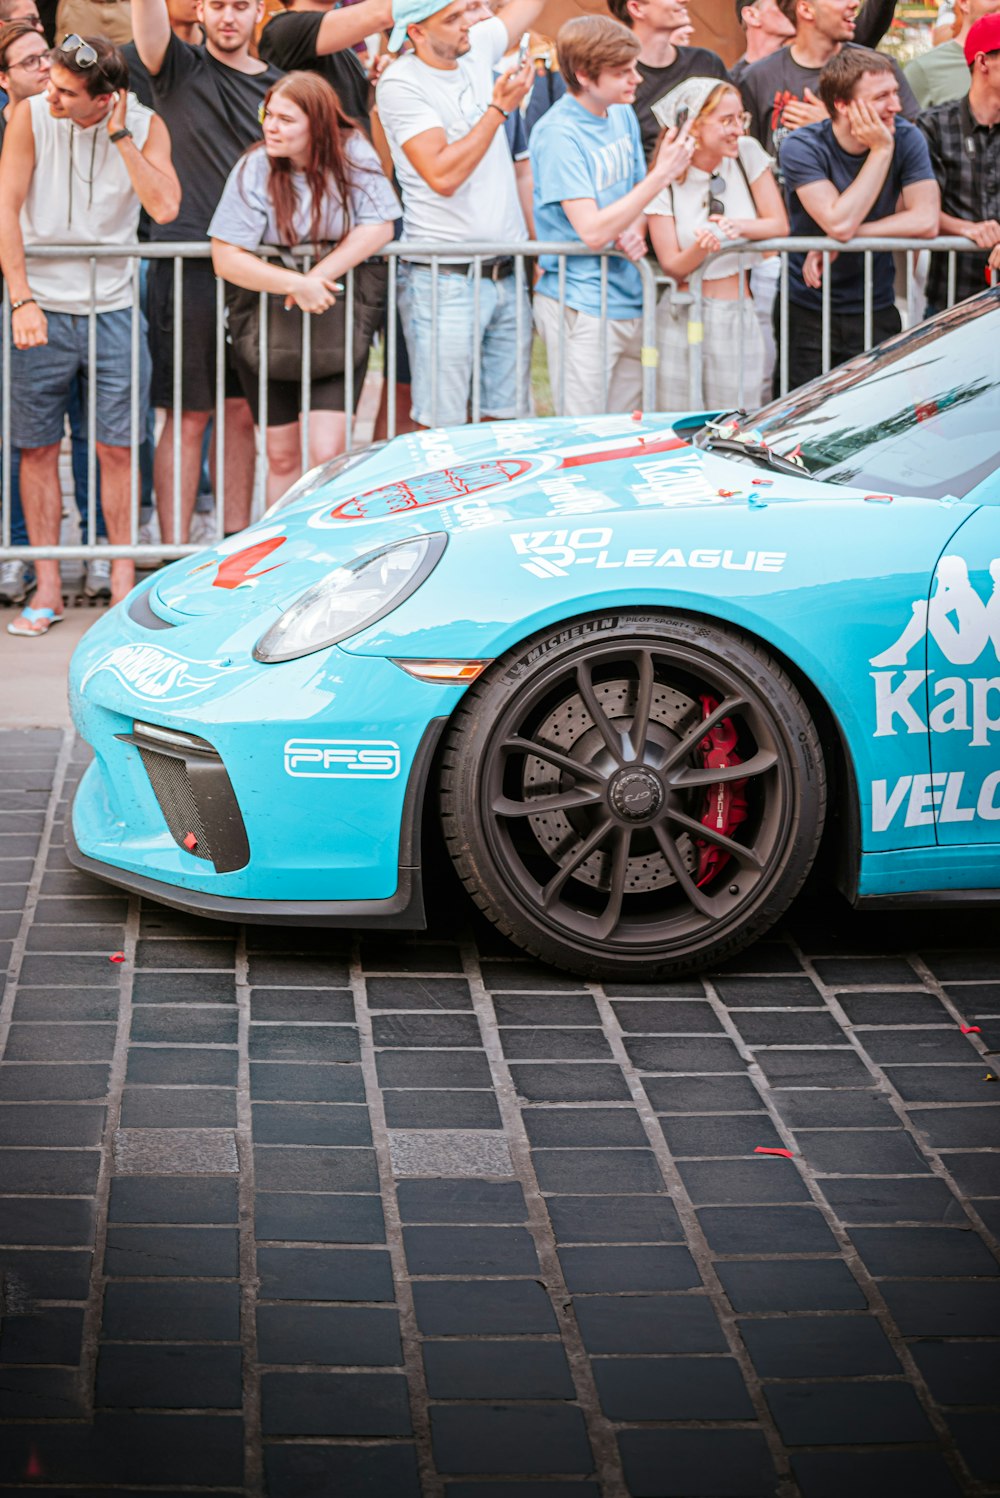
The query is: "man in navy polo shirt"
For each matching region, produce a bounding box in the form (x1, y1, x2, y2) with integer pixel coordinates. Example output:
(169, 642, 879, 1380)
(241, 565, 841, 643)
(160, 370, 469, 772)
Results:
(777, 46, 939, 392)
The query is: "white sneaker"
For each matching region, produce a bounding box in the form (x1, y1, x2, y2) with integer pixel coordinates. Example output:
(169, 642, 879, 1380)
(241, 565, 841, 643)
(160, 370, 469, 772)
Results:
(138, 511, 161, 548)
(84, 550, 112, 599)
(0, 559, 31, 605)
(189, 510, 219, 548)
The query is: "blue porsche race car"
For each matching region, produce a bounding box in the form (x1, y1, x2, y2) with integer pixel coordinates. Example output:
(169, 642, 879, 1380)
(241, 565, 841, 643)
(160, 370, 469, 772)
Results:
(68, 290, 1000, 978)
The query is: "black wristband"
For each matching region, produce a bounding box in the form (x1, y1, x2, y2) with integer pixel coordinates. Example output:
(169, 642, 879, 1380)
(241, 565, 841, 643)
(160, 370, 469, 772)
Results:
(11, 297, 35, 313)
(488, 103, 508, 120)
(109, 126, 133, 144)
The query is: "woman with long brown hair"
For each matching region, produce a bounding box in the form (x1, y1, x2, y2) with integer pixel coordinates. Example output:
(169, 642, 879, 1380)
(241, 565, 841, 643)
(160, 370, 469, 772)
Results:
(210, 71, 399, 505)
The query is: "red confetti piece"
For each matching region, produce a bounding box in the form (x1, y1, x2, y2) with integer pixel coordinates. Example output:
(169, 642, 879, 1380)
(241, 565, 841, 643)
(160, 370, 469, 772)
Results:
(109, 951, 125, 964)
(631, 409, 643, 421)
(754, 1146, 794, 1158)
(183, 832, 198, 851)
(718, 489, 740, 498)
(751, 477, 774, 485)
(25, 1448, 43, 1479)
(961, 1025, 981, 1034)
(864, 493, 893, 503)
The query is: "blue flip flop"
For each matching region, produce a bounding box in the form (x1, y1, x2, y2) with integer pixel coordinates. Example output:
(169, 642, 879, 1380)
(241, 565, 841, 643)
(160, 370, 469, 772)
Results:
(7, 606, 65, 638)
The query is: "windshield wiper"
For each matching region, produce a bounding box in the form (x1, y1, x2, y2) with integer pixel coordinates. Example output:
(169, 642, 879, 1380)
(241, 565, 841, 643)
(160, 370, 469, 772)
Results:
(696, 413, 807, 477)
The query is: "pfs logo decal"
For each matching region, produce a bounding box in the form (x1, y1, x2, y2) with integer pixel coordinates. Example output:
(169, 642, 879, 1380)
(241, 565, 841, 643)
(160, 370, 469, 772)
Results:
(284, 739, 402, 779)
(511, 527, 786, 580)
(81, 644, 243, 701)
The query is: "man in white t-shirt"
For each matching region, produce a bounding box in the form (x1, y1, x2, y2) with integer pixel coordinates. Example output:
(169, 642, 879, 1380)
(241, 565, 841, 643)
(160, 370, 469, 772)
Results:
(376, 0, 543, 427)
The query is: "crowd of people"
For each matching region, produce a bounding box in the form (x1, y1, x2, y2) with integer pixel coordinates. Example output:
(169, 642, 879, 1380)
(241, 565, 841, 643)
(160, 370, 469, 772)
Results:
(0, 0, 997, 634)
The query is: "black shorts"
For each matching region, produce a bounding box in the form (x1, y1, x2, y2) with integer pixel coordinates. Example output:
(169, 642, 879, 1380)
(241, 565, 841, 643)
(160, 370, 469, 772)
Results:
(148, 256, 244, 411)
(231, 345, 372, 428)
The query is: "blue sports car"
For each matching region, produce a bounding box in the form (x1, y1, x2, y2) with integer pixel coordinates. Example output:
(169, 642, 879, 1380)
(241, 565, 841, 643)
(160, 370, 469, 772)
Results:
(69, 291, 1000, 977)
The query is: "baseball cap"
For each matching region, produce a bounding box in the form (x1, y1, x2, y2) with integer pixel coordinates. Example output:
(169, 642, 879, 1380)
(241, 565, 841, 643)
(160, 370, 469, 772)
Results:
(964, 13, 1000, 63)
(388, 0, 447, 53)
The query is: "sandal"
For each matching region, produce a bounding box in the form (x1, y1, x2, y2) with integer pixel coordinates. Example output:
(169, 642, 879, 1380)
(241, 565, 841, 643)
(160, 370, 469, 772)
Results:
(7, 606, 65, 637)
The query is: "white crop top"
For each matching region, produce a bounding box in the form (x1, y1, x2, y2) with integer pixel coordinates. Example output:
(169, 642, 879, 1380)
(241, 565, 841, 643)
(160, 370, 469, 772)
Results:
(648, 135, 774, 281)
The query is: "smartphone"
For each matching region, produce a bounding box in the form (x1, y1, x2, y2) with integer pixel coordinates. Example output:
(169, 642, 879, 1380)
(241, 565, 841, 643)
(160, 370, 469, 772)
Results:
(517, 31, 529, 65)
(675, 105, 689, 128)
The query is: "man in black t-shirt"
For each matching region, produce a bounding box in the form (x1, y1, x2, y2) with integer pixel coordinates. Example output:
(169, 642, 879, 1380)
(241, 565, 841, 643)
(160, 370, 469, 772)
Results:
(133, 0, 282, 544)
(258, 0, 390, 134)
(123, 0, 202, 106)
(606, 0, 728, 161)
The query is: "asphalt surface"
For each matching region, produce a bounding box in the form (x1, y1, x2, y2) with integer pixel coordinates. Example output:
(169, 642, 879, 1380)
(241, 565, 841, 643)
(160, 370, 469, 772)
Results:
(1, 724, 999, 1497)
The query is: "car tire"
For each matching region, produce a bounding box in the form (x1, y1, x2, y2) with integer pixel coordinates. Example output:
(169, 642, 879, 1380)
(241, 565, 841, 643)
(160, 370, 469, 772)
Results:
(439, 611, 826, 979)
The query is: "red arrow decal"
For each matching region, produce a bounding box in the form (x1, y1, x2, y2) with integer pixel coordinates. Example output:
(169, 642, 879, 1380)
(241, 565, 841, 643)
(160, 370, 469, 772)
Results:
(212, 536, 286, 590)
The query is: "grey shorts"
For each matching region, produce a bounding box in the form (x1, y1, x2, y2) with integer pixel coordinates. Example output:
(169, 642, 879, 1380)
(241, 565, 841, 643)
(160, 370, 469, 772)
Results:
(9, 307, 150, 450)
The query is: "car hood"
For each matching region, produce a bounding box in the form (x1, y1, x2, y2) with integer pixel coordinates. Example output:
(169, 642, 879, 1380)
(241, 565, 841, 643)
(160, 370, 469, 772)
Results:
(147, 412, 930, 623)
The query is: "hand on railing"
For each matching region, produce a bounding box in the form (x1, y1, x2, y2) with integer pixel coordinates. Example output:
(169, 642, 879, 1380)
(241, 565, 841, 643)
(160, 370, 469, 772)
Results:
(961, 220, 1000, 251)
(801, 248, 838, 289)
(11, 300, 48, 350)
(990, 245, 1000, 273)
(615, 226, 648, 263)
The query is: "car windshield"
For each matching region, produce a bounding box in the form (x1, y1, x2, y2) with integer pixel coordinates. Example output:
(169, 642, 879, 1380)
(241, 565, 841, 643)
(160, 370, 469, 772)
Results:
(718, 289, 1000, 501)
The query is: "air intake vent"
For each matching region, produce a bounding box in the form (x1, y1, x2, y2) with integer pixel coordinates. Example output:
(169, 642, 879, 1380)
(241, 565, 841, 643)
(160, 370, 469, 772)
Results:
(119, 725, 251, 873)
(137, 747, 215, 862)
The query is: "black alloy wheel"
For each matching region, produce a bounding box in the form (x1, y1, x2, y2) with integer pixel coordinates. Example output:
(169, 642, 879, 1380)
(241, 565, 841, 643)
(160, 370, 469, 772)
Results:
(440, 613, 826, 978)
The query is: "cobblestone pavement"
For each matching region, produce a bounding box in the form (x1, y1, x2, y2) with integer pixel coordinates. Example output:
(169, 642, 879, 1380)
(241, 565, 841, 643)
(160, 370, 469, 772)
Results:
(1, 727, 999, 1498)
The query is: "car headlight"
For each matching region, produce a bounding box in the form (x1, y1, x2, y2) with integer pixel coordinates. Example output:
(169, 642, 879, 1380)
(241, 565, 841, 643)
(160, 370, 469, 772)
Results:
(253, 533, 447, 664)
(263, 442, 387, 517)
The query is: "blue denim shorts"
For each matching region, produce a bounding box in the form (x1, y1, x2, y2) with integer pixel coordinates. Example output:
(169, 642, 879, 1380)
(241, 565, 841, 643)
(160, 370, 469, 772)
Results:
(397, 261, 532, 428)
(9, 307, 150, 450)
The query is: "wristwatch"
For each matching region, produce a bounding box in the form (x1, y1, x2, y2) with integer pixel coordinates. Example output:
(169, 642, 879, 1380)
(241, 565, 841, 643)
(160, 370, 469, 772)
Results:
(109, 126, 133, 144)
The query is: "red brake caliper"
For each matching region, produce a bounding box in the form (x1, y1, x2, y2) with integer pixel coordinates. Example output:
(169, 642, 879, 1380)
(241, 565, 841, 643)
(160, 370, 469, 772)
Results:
(695, 695, 749, 887)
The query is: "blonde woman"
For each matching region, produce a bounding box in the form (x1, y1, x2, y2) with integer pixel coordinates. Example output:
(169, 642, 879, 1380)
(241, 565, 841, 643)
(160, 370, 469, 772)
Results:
(649, 76, 788, 411)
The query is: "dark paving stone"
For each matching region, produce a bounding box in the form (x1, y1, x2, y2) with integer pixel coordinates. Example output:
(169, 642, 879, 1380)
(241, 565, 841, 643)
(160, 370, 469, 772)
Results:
(383, 1090, 502, 1129)
(948, 982, 1000, 1014)
(445, 1486, 599, 1498)
(740, 1314, 900, 1377)
(254, 1146, 378, 1194)
(659, 1113, 783, 1157)
(251, 1103, 372, 1146)
(0, 1102, 106, 1144)
(792, 1451, 961, 1498)
(0, 1197, 95, 1247)
(249, 1062, 366, 1103)
(249, 989, 354, 1023)
(430, 1405, 591, 1477)
(849, 1225, 999, 1277)
(546, 1194, 684, 1244)
(0, 1148, 100, 1195)
(814, 956, 920, 986)
(911, 1340, 1000, 1405)
(698, 1205, 839, 1255)
(882, 1065, 995, 1103)
(0, 1413, 245, 1487)
(423, 1341, 575, 1399)
(372, 1014, 483, 1049)
(611, 1001, 723, 1033)
(257, 1246, 395, 1302)
(403, 1225, 538, 1276)
(125, 1048, 238, 1087)
(481, 961, 586, 992)
(255, 1192, 384, 1245)
(363, 939, 463, 974)
(257, 1305, 402, 1366)
(95, 1345, 242, 1409)
(765, 1381, 934, 1445)
(838, 991, 950, 1025)
(133, 972, 236, 1004)
(493, 995, 600, 1026)
(773, 1090, 897, 1128)
(624, 1036, 746, 1073)
(936, 1152, 1000, 1196)
(795, 1129, 932, 1175)
(377, 1051, 494, 1089)
(677, 1158, 809, 1205)
(618, 1429, 777, 1498)
(509, 1064, 630, 1103)
(909, 1105, 1000, 1148)
(594, 1355, 753, 1421)
(0, 1063, 110, 1101)
(130, 1008, 237, 1045)
(102, 1282, 241, 1341)
(0, 1365, 86, 1417)
(947, 1410, 1000, 1481)
(261, 1370, 411, 1436)
(880, 1281, 1000, 1335)
(559, 1244, 701, 1292)
(923, 950, 1000, 982)
(712, 975, 823, 1008)
(412, 1281, 557, 1335)
(135, 939, 235, 970)
(499, 1028, 614, 1061)
(120, 1088, 237, 1129)
(0, 1248, 92, 1301)
(716, 1259, 866, 1312)
(35, 895, 129, 923)
(734, 1012, 845, 1047)
(396, 1180, 527, 1225)
(108, 1178, 239, 1225)
(532, 1149, 665, 1195)
(103, 1226, 239, 1278)
(248, 1024, 360, 1063)
(523, 1108, 648, 1148)
(974, 1198, 1000, 1234)
(264, 1444, 420, 1498)
(366, 976, 472, 1010)
(754, 1049, 873, 1087)
(860, 1031, 984, 1065)
(5, 1023, 116, 1061)
(0, 1306, 84, 1365)
(644, 1074, 764, 1113)
(13, 988, 119, 1021)
(25, 924, 125, 953)
(818, 1176, 965, 1224)
(575, 1294, 727, 1353)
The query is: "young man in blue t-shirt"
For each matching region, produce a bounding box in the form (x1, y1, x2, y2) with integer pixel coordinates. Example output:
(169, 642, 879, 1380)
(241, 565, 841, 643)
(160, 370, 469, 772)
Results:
(529, 14, 693, 416)
(777, 48, 939, 393)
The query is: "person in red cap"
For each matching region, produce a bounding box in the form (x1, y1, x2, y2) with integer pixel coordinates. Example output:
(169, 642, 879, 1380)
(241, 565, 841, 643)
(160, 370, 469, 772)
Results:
(917, 12, 1000, 312)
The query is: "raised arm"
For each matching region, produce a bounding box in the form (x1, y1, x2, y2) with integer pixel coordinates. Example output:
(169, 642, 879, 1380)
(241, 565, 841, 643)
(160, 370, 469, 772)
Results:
(493, 0, 545, 49)
(562, 125, 693, 249)
(109, 101, 181, 223)
(131, 0, 172, 78)
(315, 0, 393, 56)
(400, 58, 532, 196)
(791, 107, 896, 242)
(0, 104, 47, 349)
